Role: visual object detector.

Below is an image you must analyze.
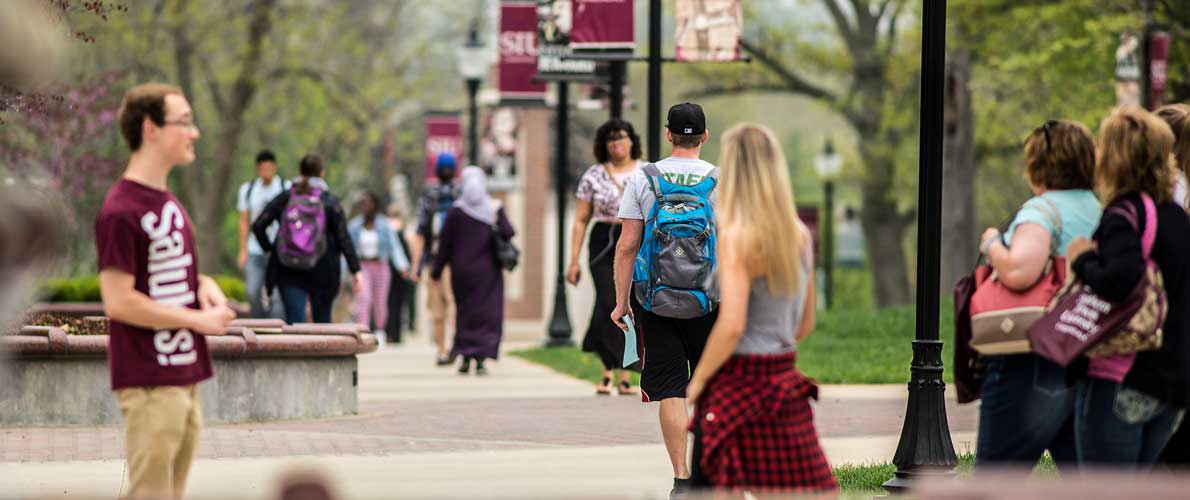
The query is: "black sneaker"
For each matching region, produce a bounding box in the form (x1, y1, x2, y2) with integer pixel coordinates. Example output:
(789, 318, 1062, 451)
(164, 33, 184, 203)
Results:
(475, 360, 488, 376)
(670, 477, 693, 499)
(458, 357, 471, 375)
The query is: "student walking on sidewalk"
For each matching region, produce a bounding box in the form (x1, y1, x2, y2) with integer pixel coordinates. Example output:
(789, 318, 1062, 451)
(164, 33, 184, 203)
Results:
(431, 167, 516, 375)
(236, 149, 290, 320)
(348, 192, 409, 344)
(252, 154, 362, 323)
(569, 118, 644, 395)
(96, 83, 237, 499)
(685, 123, 836, 493)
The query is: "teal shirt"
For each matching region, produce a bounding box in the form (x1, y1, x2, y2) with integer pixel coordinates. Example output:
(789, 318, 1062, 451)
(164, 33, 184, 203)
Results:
(1003, 190, 1101, 254)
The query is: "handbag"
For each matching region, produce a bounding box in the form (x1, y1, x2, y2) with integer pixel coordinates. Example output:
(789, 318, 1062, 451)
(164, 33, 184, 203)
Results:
(968, 197, 1066, 354)
(1027, 194, 1166, 366)
(489, 206, 519, 271)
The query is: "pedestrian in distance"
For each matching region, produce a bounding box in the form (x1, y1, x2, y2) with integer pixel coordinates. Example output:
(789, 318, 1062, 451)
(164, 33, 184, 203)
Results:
(569, 118, 645, 395)
(973, 120, 1101, 469)
(684, 123, 836, 493)
(96, 83, 237, 499)
(237, 149, 290, 320)
(1155, 103, 1190, 464)
(252, 153, 362, 323)
(1066, 107, 1190, 467)
(385, 204, 415, 344)
(348, 191, 409, 346)
(410, 153, 461, 365)
(430, 166, 516, 376)
(612, 102, 720, 499)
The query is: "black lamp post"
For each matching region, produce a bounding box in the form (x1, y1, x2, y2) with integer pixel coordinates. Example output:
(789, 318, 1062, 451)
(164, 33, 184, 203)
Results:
(456, 24, 488, 166)
(547, 81, 575, 347)
(814, 139, 841, 310)
(882, 0, 957, 494)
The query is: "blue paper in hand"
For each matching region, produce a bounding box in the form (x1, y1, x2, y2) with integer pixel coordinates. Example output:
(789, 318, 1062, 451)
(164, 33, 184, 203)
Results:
(622, 314, 639, 368)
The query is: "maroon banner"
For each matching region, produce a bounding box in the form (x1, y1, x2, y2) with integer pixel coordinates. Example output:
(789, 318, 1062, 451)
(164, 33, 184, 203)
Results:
(424, 114, 463, 180)
(1149, 31, 1171, 110)
(499, 1, 546, 103)
(570, 0, 634, 53)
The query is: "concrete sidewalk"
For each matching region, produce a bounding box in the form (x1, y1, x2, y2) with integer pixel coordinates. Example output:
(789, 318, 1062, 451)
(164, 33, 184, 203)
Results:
(1, 339, 979, 499)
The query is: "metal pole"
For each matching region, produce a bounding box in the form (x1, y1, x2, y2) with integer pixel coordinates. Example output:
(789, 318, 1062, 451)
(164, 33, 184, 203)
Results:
(467, 79, 480, 166)
(547, 81, 574, 347)
(1141, 0, 1153, 110)
(882, 0, 956, 494)
(609, 60, 625, 120)
(647, 0, 662, 161)
(823, 180, 834, 309)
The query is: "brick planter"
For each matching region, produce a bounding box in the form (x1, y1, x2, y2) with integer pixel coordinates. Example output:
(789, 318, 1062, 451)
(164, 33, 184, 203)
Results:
(1, 319, 376, 427)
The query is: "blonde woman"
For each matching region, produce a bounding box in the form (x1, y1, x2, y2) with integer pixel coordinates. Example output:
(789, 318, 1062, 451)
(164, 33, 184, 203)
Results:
(1155, 103, 1190, 209)
(1066, 108, 1190, 466)
(685, 123, 836, 492)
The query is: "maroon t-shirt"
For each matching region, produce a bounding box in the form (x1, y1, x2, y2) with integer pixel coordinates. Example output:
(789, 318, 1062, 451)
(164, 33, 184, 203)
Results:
(95, 178, 213, 390)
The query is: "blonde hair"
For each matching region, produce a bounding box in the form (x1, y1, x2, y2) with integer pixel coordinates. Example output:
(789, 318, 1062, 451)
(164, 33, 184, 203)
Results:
(717, 123, 805, 296)
(1096, 107, 1174, 205)
(1155, 103, 1190, 205)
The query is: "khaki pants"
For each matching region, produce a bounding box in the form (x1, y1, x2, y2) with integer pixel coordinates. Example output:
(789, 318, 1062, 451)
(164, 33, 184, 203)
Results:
(116, 384, 203, 499)
(428, 268, 455, 353)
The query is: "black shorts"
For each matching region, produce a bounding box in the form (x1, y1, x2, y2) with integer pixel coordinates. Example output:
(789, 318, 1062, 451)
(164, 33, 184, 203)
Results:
(633, 293, 718, 402)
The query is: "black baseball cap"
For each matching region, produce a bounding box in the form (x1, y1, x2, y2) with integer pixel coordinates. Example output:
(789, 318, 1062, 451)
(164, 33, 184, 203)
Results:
(666, 102, 706, 135)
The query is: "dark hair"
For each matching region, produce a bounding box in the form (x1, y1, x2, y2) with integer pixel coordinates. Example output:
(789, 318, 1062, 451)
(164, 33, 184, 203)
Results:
(671, 132, 703, 149)
(593, 118, 642, 164)
(360, 191, 380, 224)
(293, 153, 325, 194)
(117, 83, 183, 151)
(1023, 120, 1095, 191)
(256, 149, 277, 165)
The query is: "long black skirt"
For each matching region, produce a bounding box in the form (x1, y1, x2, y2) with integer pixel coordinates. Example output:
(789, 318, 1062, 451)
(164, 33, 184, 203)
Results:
(581, 222, 640, 371)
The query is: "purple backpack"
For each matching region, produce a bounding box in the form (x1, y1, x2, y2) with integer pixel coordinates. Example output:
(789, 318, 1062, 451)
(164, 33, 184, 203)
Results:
(276, 187, 328, 270)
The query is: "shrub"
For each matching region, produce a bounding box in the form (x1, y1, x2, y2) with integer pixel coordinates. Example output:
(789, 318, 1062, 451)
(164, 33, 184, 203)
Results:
(39, 274, 248, 303)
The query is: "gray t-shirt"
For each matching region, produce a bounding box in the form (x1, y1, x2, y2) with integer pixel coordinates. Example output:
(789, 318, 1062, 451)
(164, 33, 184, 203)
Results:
(735, 222, 814, 354)
(617, 156, 718, 220)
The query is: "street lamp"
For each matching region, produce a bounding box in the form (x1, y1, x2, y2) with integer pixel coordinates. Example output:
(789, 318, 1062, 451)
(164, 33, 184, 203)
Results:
(456, 23, 488, 166)
(814, 139, 842, 310)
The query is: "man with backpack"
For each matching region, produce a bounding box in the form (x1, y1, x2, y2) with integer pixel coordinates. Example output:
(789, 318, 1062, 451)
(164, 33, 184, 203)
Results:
(409, 153, 461, 365)
(612, 103, 719, 499)
(237, 149, 290, 319)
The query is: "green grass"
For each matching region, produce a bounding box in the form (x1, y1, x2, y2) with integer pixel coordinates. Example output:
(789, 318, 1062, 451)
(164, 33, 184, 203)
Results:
(511, 301, 957, 385)
(834, 452, 1056, 494)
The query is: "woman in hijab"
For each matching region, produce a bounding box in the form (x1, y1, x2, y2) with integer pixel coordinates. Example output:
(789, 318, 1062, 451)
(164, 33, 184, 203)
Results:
(431, 167, 516, 375)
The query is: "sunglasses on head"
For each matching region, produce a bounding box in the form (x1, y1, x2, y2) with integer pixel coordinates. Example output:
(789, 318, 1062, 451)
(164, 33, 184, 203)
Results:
(1041, 120, 1059, 150)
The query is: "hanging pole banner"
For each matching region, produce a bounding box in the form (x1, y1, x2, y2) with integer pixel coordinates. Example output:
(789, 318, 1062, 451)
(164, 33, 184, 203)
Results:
(1149, 30, 1170, 110)
(537, 0, 598, 81)
(424, 113, 463, 181)
(674, 0, 743, 62)
(500, 1, 547, 104)
(570, 0, 635, 54)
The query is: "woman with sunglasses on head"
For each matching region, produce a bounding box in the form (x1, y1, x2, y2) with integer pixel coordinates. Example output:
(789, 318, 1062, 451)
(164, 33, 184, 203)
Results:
(1066, 108, 1190, 467)
(974, 120, 1101, 469)
(568, 118, 645, 395)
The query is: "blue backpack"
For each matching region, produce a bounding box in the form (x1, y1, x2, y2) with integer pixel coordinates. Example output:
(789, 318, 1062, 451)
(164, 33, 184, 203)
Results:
(633, 163, 719, 318)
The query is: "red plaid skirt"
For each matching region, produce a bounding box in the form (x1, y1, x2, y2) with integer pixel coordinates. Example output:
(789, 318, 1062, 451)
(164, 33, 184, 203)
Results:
(691, 351, 837, 492)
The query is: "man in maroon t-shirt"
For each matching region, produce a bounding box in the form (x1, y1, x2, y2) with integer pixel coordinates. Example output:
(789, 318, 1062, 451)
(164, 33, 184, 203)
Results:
(96, 83, 236, 499)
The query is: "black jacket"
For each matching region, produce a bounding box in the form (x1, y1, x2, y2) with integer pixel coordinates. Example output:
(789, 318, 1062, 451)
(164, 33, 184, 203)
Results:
(252, 188, 361, 300)
(1072, 192, 1190, 407)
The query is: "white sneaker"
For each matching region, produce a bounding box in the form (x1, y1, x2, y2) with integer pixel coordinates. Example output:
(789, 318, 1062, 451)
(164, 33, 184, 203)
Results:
(374, 330, 386, 350)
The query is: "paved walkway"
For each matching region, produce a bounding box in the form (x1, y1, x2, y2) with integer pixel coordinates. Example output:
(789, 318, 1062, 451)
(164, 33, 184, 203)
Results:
(0, 338, 979, 499)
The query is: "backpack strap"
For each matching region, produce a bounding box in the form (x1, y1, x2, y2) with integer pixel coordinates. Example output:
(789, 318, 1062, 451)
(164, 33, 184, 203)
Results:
(245, 177, 259, 205)
(641, 163, 664, 203)
(1140, 193, 1157, 258)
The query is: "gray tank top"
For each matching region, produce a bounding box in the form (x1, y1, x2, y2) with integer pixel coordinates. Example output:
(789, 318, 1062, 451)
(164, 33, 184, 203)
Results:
(734, 227, 814, 355)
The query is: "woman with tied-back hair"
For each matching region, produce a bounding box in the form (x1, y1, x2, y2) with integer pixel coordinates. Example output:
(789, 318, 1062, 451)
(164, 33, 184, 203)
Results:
(568, 118, 645, 395)
(430, 167, 516, 376)
(348, 191, 409, 345)
(1066, 107, 1190, 466)
(685, 123, 836, 492)
(1155, 103, 1190, 209)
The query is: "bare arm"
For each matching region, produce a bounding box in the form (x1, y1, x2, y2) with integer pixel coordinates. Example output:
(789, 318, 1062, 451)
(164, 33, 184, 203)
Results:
(100, 270, 233, 336)
(567, 200, 593, 284)
(610, 218, 643, 330)
(984, 223, 1051, 290)
(689, 228, 750, 390)
(237, 210, 250, 268)
(795, 265, 816, 342)
(409, 234, 425, 280)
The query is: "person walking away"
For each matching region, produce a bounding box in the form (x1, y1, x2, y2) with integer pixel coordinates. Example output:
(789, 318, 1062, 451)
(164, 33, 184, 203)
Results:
(569, 118, 645, 395)
(252, 153, 362, 323)
(685, 123, 835, 493)
(349, 192, 409, 346)
(1155, 104, 1190, 464)
(430, 167, 515, 376)
(612, 102, 719, 499)
(411, 153, 460, 365)
(1066, 107, 1190, 467)
(973, 120, 1101, 469)
(237, 149, 290, 320)
(386, 205, 415, 344)
(96, 83, 237, 498)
